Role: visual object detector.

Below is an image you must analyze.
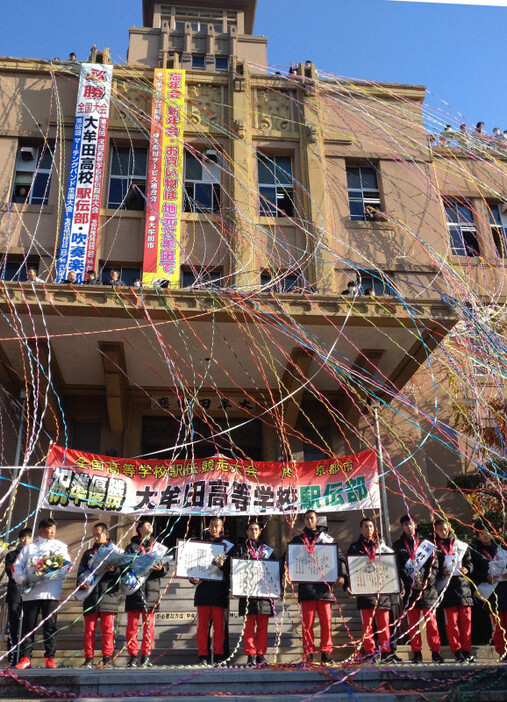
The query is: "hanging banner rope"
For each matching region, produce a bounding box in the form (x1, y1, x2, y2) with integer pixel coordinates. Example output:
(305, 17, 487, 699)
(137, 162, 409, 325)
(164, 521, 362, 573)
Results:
(36, 445, 379, 516)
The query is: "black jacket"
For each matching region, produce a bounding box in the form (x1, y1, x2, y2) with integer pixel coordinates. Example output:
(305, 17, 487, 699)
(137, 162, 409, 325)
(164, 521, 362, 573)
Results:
(77, 542, 122, 614)
(124, 536, 168, 612)
(471, 539, 507, 612)
(347, 536, 392, 610)
(289, 527, 343, 602)
(4, 547, 22, 606)
(232, 540, 276, 616)
(393, 534, 438, 609)
(193, 536, 231, 609)
(435, 537, 474, 608)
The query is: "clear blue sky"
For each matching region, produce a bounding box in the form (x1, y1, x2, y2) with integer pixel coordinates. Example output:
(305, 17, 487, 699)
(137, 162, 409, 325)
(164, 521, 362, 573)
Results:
(0, 0, 505, 131)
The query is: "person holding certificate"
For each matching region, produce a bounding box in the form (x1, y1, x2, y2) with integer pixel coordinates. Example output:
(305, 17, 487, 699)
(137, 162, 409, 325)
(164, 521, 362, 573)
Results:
(124, 517, 168, 668)
(232, 521, 275, 667)
(346, 517, 400, 663)
(471, 521, 507, 660)
(189, 517, 233, 665)
(434, 519, 474, 664)
(289, 510, 344, 664)
(393, 515, 443, 664)
(77, 523, 121, 668)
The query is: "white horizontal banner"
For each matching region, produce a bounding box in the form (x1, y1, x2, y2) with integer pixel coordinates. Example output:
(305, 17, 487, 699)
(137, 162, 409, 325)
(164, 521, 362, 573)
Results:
(390, 1, 507, 5)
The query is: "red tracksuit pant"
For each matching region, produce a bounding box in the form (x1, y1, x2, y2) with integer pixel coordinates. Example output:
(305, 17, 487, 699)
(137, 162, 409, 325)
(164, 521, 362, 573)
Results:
(444, 606, 471, 652)
(243, 614, 269, 656)
(84, 612, 115, 658)
(196, 606, 225, 657)
(126, 609, 155, 656)
(360, 608, 391, 655)
(491, 610, 507, 656)
(301, 600, 333, 655)
(406, 607, 441, 653)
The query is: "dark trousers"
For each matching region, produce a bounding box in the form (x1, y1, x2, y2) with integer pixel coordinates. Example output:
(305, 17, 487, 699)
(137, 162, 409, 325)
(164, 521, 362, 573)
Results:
(6, 597, 22, 665)
(20, 599, 59, 659)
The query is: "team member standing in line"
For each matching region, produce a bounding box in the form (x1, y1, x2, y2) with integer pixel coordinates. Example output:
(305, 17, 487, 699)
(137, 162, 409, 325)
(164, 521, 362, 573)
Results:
(289, 510, 345, 664)
(393, 515, 444, 664)
(77, 522, 121, 668)
(4, 528, 32, 665)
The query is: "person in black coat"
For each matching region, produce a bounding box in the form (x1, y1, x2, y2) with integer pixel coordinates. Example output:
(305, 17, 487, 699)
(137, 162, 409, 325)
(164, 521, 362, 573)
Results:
(393, 515, 443, 664)
(77, 522, 121, 668)
(232, 521, 276, 667)
(289, 510, 344, 664)
(4, 528, 32, 665)
(471, 521, 507, 659)
(347, 517, 401, 662)
(124, 517, 168, 668)
(434, 519, 474, 663)
(189, 517, 233, 664)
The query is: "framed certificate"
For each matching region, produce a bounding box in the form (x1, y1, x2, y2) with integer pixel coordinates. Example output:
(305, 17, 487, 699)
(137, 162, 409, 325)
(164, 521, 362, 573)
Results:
(231, 559, 281, 599)
(347, 554, 400, 596)
(175, 539, 225, 581)
(287, 543, 339, 583)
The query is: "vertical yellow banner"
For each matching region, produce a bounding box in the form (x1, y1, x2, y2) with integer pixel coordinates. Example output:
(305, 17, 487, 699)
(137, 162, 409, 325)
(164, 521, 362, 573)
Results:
(143, 69, 185, 287)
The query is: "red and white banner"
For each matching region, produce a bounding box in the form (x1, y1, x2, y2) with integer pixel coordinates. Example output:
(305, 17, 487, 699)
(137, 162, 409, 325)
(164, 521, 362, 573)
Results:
(39, 445, 379, 516)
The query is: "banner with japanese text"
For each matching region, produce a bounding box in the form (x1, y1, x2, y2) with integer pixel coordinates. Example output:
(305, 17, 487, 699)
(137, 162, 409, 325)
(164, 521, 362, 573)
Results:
(56, 63, 113, 283)
(142, 69, 185, 288)
(40, 445, 379, 516)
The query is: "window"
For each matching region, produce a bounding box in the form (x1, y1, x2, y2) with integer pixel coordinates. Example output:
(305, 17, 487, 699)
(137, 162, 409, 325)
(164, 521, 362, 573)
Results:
(184, 150, 221, 213)
(191, 55, 206, 70)
(488, 203, 507, 258)
(107, 145, 147, 210)
(100, 265, 141, 286)
(444, 198, 480, 257)
(71, 422, 102, 453)
(261, 272, 301, 292)
(258, 154, 294, 217)
(215, 57, 229, 71)
(11, 144, 52, 206)
(356, 270, 395, 296)
(0, 255, 40, 281)
(181, 268, 223, 289)
(346, 165, 381, 221)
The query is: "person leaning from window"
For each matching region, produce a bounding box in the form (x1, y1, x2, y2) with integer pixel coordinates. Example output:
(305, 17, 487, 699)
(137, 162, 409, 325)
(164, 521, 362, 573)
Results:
(83, 269, 101, 285)
(189, 516, 233, 665)
(231, 520, 276, 668)
(289, 509, 345, 664)
(124, 517, 168, 668)
(393, 515, 443, 664)
(4, 528, 32, 666)
(64, 271, 77, 284)
(470, 520, 507, 661)
(26, 267, 44, 283)
(77, 522, 121, 669)
(104, 269, 126, 287)
(341, 281, 359, 296)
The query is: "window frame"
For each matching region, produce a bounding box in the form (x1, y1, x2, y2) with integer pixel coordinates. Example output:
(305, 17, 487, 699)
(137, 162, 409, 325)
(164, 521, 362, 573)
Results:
(346, 164, 382, 221)
(11, 143, 53, 206)
(356, 270, 395, 297)
(257, 153, 295, 218)
(100, 264, 141, 286)
(487, 202, 507, 258)
(107, 144, 148, 211)
(181, 267, 223, 289)
(443, 197, 481, 257)
(1, 254, 41, 282)
(183, 149, 221, 214)
(260, 271, 304, 293)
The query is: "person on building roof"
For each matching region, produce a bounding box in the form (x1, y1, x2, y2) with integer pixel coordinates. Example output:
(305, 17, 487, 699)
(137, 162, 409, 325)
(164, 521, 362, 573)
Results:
(105, 269, 126, 287)
(83, 269, 101, 285)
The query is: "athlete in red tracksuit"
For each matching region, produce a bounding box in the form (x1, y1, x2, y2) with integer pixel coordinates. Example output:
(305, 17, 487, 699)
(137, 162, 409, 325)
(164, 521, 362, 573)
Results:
(289, 510, 344, 664)
(347, 517, 401, 663)
(77, 522, 121, 668)
(232, 521, 276, 667)
(393, 515, 444, 664)
(471, 522, 507, 660)
(434, 519, 474, 664)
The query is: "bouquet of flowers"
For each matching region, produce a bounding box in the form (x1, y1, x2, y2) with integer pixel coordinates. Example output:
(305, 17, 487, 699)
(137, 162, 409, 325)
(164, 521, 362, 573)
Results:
(24, 549, 71, 593)
(76, 543, 133, 600)
(121, 543, 173, 596)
